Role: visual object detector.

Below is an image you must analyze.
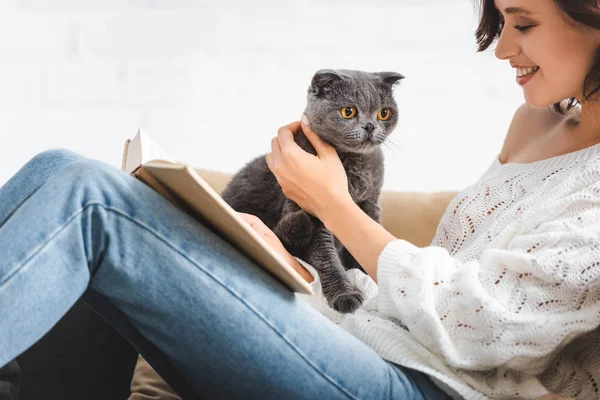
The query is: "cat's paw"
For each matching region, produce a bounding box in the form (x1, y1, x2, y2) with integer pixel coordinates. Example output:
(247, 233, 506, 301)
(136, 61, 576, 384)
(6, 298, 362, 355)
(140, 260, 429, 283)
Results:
(331, 290, 364, 314)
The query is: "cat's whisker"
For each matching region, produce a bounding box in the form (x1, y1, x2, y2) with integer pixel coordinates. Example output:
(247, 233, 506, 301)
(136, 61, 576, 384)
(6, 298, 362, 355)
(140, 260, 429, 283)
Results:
(382, 141, 395, 154)
(384, 138, 403, 154)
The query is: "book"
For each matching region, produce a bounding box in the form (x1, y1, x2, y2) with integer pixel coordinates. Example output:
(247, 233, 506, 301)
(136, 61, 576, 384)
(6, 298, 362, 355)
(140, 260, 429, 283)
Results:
(121, 129, 314, 295)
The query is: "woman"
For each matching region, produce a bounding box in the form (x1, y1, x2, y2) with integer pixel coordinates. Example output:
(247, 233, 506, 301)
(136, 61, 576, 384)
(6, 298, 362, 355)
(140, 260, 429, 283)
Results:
(1, 0, 599, 398)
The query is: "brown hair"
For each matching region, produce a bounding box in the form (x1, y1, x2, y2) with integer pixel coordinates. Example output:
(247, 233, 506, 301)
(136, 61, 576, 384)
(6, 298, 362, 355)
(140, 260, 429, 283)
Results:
(475, 0, 600, 113)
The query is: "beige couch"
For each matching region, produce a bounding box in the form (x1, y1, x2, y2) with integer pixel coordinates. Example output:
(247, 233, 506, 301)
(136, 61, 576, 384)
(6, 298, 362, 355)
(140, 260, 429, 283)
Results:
(129, 169, 460, 400)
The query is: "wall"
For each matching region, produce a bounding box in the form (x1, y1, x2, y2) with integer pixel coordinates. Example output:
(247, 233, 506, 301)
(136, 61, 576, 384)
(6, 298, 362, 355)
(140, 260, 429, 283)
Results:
(0, 0, 524, 192)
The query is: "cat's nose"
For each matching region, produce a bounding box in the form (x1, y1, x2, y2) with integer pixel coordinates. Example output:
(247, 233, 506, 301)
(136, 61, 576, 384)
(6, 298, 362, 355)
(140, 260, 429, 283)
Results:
(363, 123, 375, 134)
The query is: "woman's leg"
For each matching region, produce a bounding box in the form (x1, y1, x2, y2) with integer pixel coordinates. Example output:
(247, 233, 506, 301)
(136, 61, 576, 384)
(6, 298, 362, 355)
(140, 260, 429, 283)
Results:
(0, 149, 196, 398)
(0, 149, 83, 226)
(0, 149, 83, 400)
(0, 150, 446, 399)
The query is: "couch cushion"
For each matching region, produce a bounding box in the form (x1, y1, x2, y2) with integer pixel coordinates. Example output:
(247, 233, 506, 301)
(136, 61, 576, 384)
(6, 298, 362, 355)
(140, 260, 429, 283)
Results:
(129, 355, 181, 400)
(380, 191, 457, 247)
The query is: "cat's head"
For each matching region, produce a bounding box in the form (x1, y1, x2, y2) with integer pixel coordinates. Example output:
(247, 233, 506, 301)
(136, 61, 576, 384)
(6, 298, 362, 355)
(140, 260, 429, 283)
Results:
(304, 69, 404, 154)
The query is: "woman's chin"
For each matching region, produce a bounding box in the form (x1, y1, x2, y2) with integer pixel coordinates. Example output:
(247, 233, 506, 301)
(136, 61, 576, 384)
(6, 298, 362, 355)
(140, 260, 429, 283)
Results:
(523, 91, 558, 109)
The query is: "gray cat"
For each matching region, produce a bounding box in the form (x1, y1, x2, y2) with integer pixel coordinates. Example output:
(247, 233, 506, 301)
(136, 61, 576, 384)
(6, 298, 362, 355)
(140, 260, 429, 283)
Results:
(221, 69, 403, 314)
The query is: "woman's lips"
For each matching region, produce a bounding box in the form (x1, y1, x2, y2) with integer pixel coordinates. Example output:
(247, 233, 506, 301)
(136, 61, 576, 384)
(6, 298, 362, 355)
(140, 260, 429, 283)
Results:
(516, 67, 540, 86)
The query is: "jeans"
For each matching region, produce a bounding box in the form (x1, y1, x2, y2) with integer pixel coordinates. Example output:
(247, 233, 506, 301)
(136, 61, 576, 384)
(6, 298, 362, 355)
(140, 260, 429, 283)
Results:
(0, 149, 450, 400)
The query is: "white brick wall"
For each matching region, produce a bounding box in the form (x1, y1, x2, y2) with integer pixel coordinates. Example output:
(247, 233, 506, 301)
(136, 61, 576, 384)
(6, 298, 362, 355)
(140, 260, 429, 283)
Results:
(0, 0, 523, 193)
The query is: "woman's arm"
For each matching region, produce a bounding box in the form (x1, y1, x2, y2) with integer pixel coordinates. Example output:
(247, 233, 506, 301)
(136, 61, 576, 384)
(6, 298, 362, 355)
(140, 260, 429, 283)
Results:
(264, 117, 395, 283)
(265, 117, 600, 374)
(320, 198, 395, 284)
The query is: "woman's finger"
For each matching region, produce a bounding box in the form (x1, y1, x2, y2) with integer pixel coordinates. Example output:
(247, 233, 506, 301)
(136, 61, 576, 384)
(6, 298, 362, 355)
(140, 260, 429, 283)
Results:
(277, 124, 303, 160)
(282, 120, 302, 134)
(238, 212, 258, 225)
(300, 114, 335, 158)
(238, 213, 269, 234)
(270, 136, 283, 169)
(264, 153, 273, 171)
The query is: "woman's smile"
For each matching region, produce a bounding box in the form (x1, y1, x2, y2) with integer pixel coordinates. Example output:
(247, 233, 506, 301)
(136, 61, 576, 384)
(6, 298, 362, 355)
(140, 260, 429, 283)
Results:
(515, 65, 540, 86)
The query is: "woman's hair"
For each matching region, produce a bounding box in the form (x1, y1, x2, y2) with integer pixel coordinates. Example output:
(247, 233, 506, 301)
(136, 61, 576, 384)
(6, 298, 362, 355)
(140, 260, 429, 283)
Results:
(475, 0, 600, 113)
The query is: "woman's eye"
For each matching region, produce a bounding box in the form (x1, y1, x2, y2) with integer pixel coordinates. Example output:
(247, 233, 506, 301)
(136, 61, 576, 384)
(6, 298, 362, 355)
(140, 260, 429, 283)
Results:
(341, 106, 357, 119)
(377, 108, 391, 121)
(514, 24, 534, 32)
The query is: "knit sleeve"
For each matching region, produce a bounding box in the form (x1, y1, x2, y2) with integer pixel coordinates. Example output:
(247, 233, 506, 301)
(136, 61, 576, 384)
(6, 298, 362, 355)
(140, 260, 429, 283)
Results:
(377, 182, 600, 374)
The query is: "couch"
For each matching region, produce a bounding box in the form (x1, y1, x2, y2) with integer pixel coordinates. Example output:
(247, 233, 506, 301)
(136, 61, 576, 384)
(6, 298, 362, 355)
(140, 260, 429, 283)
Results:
(13, 169, 458, 400)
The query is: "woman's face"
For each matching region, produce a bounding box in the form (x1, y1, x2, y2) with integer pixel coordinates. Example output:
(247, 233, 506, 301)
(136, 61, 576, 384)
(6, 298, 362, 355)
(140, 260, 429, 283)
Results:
(494, 0, 600, 108)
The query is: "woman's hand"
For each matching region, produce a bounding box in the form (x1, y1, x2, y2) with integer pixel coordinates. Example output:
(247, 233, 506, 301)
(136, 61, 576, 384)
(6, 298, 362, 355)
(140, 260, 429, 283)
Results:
(265, 115, 353, 221)
(237, 212, 314, 283)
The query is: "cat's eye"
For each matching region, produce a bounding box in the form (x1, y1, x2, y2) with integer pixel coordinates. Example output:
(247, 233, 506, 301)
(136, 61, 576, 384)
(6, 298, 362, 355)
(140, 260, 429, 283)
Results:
(341, 106, 357, 119)
(378, 108, 391, 121)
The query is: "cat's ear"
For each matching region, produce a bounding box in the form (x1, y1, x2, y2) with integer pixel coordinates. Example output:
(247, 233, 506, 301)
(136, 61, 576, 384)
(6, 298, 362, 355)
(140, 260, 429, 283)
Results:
(376, 72, 405, 88)
(309, 69, 343, 97)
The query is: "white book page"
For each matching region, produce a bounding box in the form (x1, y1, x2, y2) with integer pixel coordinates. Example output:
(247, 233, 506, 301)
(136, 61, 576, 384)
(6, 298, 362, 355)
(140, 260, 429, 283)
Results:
(139, 129, 175, 164)
(123, 129, 176, 174)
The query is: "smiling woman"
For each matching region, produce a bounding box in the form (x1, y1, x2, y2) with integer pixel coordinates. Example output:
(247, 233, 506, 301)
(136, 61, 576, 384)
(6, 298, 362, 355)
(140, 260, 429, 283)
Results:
(4, 1, 600, 400)
(262, 1, 600, 399)
(476, 0, 600, 111)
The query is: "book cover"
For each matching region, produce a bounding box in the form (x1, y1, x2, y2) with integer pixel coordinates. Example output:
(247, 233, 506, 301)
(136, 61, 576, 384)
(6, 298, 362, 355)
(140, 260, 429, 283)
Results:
(121, 130, 314, 295)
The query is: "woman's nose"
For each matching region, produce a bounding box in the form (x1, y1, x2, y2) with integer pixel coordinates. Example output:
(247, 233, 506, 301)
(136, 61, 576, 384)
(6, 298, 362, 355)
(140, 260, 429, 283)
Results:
(494, 27, 521, 60)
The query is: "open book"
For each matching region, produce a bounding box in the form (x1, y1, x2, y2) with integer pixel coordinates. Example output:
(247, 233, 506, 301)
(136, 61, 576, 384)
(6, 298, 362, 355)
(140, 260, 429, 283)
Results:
(121, 129, 314, 295)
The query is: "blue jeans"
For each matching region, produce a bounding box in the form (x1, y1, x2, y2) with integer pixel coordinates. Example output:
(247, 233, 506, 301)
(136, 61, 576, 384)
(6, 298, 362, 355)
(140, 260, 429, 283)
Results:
(0, 149, 450, 400)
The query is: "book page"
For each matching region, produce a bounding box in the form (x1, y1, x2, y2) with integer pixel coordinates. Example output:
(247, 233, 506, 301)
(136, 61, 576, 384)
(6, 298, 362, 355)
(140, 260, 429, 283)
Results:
(139, 129, 175, 164)
(122, 129, 175, 174)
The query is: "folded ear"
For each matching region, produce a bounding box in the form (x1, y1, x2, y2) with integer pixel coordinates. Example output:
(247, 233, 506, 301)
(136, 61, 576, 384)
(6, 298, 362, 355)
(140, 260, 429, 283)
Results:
(375, 71, 405, 88)
(309, 69, 343, 96)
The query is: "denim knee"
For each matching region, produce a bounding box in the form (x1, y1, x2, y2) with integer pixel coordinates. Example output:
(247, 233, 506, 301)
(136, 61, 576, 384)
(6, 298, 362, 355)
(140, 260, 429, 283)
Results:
(56, 157, 134, 206)
(29, 148, 85, 170)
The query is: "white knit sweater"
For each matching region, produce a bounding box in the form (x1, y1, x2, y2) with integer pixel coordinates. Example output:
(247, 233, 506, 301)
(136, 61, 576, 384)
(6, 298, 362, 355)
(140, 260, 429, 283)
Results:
(296, 144, 600, 400)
